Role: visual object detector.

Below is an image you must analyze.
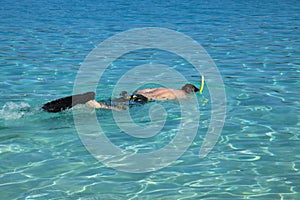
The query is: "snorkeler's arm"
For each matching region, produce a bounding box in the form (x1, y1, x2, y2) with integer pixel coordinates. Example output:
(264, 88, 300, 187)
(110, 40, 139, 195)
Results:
(85, 100, 125, 111)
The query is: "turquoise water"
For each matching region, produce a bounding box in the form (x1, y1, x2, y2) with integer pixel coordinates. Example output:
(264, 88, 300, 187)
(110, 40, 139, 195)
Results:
(1, 0, 300, 199)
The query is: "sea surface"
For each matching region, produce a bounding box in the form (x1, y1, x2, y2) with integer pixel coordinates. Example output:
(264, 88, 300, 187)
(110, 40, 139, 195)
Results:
(0, 0, 300, 199)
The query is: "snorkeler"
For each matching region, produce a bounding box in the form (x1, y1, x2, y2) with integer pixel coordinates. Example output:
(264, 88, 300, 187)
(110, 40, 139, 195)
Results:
(42, 84, 199, 113)
(42, 76, 204, 113)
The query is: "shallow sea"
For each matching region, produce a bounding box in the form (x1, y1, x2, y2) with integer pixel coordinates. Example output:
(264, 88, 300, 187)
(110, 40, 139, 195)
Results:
(0, 0, 300, 199)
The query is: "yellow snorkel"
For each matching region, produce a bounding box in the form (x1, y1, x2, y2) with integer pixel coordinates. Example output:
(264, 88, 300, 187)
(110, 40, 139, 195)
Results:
(199, 75, 205, 94)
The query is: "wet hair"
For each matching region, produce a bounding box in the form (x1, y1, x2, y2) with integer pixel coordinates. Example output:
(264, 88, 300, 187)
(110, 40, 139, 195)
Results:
(181, 84, 200, 94)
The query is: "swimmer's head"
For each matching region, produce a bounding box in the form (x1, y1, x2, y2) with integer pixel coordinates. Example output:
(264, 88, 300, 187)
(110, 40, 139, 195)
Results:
(181, 84, 200, 94)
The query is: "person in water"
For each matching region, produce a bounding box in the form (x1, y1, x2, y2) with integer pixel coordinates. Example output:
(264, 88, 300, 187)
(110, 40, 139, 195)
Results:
(42, 83, 200, 113)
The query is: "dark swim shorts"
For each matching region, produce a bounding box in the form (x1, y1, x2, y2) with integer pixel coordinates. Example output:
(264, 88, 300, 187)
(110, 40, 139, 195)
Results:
(100, 94, 149, 107)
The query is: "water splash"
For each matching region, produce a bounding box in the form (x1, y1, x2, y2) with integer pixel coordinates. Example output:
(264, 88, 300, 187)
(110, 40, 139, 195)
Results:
(0, 102, 31, 120)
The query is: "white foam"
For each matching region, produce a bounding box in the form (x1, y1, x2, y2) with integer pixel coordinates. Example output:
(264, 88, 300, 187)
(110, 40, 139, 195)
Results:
(0, 102, 31, 120)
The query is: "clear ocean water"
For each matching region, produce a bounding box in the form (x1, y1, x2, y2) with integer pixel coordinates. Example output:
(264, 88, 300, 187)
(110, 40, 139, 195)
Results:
(1, 0, 299, 199)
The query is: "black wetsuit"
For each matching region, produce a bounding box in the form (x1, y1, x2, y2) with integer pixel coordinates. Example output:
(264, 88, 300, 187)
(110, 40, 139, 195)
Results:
(42, 92, 148, 113)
